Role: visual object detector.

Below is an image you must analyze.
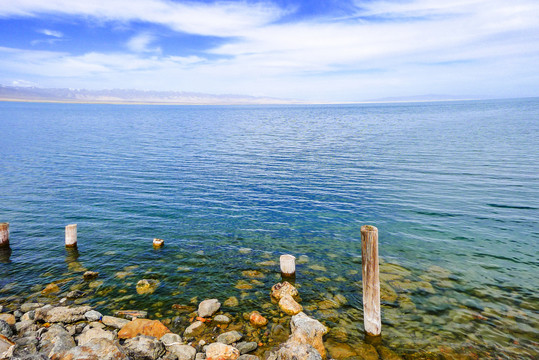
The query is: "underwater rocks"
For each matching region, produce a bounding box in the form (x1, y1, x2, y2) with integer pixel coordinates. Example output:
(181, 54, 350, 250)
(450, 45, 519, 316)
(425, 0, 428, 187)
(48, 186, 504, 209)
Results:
(136, 279, 161, 295)
(83, 271, 99, 280)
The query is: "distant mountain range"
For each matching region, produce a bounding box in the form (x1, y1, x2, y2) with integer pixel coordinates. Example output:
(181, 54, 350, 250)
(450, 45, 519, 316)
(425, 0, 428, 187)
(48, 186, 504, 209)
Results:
(0, 85, 300, 105)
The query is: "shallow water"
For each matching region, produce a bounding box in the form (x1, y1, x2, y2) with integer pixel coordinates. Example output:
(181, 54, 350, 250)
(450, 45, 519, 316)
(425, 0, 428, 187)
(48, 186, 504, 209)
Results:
(0, 99, 538, 358)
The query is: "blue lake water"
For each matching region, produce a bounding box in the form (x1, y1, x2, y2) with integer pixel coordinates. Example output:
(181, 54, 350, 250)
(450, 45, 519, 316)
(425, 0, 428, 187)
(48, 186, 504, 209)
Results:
(0, 99, 538, 358)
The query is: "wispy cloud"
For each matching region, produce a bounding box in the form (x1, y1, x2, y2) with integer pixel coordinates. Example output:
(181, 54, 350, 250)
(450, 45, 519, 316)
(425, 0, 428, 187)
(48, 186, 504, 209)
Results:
(38, 29, 63, 38)
(0, 0, 286, 36)
(126, 33, 161, 53)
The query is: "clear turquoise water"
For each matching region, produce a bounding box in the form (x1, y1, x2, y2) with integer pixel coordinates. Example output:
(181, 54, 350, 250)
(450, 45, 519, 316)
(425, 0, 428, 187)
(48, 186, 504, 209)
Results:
(0, 99, 538, 358)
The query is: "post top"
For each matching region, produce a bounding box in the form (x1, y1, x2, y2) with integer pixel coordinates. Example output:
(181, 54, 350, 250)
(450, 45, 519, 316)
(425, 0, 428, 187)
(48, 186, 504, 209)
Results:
(361, 225, 378, 232)
(280, 254, 296, 260)
(66, 224, 77, 227)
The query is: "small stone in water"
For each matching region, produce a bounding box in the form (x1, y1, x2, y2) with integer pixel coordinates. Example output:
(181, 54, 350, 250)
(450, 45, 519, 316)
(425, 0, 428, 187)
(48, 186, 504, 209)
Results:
(235, 280, 254, 290)
(83, 271, 99, 280)
(136, 279, 160, 295)
(249, 311, 268, 327)
(239, 248, 252, 254)
(309, 264, 327, 271)
(214, 315, 232, 324)
(41, 283, 60, 295)
(217, 330, 243, 344)
(224, 297, 239, 307)
(89, 280, 104, 289)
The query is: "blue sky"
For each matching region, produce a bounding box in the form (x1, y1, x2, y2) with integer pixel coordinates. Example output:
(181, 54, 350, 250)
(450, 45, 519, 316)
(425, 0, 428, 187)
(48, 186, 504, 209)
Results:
(0, 0, 538, 101)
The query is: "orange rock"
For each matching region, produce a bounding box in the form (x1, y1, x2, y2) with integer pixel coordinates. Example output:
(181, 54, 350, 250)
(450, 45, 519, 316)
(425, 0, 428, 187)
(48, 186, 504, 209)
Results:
(42, 283, 60, 296)
(249, 311, 268, 327)
(118, 318, 171, 339)
(196, 316, 208, 323)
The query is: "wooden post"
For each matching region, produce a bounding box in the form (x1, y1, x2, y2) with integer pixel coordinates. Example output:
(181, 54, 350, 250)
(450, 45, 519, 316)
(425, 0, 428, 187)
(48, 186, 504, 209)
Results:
(65, 224, 77, 247)
(280, 254, 296, 278)
(0, 223, 8, 248)
(361, 225, 381, 336)
(153, 238, 164, 248)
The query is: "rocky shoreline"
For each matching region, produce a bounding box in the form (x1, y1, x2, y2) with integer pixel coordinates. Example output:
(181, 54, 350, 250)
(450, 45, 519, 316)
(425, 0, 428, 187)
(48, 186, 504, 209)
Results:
(0, 278, 369, 360)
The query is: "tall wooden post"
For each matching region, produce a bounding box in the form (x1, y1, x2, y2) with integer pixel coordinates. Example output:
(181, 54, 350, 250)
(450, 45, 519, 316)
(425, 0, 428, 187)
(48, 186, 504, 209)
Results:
(0, 223, 8, 248)
(65, 224, 77, 247)
(280, 254, 296, 278)
(361, 225, 381, 336)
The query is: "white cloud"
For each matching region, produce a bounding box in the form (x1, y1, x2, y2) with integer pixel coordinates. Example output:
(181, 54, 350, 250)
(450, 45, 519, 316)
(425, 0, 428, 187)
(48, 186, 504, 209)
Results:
(0, 0, 285, 37)
(126, 33, 161, 53)
(38, 29, 63, 37)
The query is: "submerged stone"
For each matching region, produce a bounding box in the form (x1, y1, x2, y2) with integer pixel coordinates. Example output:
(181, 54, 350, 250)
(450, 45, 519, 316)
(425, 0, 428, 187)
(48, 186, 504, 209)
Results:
(136, 279, 160, 295)
(224, 297, 239, 307)
(279, 295, 303, 315)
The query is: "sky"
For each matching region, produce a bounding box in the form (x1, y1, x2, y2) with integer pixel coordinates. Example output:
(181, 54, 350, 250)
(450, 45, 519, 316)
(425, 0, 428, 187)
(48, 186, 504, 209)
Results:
(0, 0, 538, 102)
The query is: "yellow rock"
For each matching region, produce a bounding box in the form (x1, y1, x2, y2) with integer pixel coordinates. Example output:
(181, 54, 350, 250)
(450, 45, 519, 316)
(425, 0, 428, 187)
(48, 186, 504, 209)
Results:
(42, 283, 60, 295)
(136, 279, 160, 295)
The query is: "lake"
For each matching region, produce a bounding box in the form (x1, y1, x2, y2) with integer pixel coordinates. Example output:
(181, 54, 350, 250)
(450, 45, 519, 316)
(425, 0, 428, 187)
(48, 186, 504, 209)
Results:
(0, 99, 538, 358)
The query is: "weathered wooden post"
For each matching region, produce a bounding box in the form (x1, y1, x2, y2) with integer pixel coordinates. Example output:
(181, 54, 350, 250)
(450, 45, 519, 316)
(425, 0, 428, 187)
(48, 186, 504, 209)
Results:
(361, 225, 381, 336)
(65, 224, 77, 247)
(280, 254, 296, 278)
(153, 238, 164, 248)
(0, 223, 9, 248)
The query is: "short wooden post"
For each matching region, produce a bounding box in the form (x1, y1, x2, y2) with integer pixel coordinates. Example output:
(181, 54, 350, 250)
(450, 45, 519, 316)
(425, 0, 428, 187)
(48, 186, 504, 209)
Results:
(361, 225, 381, 336)
(280, 254, 296, 278)
(0, 223, 9, 248)
(153, 238, 164, 248)
(65, 224, 77, 247)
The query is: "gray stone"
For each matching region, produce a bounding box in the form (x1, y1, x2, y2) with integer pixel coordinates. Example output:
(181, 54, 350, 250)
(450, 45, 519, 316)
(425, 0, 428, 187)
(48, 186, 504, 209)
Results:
(205, 343, 240, 360)
(21, 310, 35, 321)
(216, 330, 243, 344)
(123, 335, 165, 360)
(35, 306, 92, 323)
(236, 342, 257, 354)
(238, 355, 259, 360)
(39, 324, 76, 358)
(273, 343, 321, 360)
(14, 310, 23, 319)
(289, 312, 328, 359)
(214, 315, 231, 324)
(102, 315, 130, 329)
(0, 334, 15, 358)
(184, 321, 204, 337)
(66, 290, 86, 299)
(84, 310, 102, 322)
(0, 319, 13, 338)
(76, 327, 115, 346)
(15, 320, 38, 335)
(53, 338, 127, 360)
(198, 299, 220, 317)
(160, 333, 183, 347)
(20, 303, 44, 313)
(195, 352, 206, 360)
(168, 344, 196, 360)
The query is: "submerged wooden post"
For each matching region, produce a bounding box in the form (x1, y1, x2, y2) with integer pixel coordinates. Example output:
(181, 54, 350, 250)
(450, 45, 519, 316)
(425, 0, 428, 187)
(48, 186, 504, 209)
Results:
(280, 254, 296, 278)
(65, 224, 77, 247)
(361, 225, 381, 336)
(0, 223, 9, 248)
